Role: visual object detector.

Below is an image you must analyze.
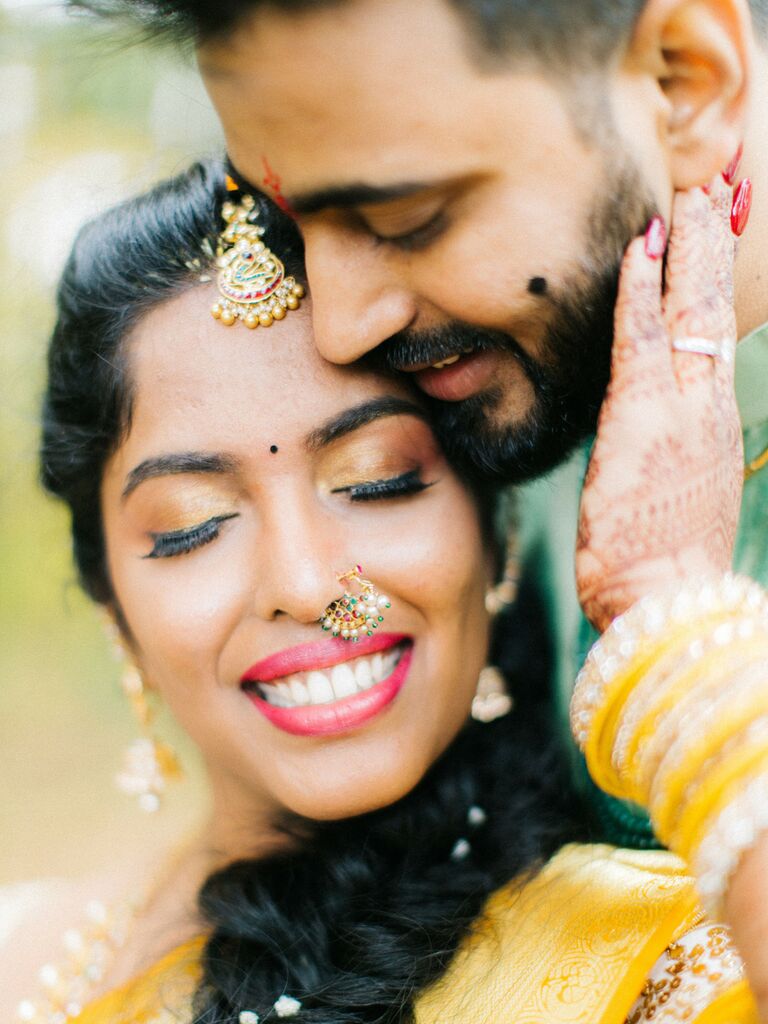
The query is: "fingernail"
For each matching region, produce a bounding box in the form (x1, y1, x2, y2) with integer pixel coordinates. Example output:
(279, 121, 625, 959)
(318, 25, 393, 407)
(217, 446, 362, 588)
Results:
(731, 178, 753, 237)
(701, 184, 711, 195)
(644, 216, 667, 259)
(722, 143, 744, 186)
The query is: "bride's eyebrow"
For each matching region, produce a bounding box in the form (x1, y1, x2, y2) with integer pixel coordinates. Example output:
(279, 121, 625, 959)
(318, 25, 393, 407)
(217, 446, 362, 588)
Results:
(122, 452, 238, 500)
(306, 397, 429, 451)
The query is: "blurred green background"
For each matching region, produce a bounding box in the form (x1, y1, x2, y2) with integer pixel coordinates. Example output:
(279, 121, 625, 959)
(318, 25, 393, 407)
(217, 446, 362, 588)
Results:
(0, 1, 220, 883)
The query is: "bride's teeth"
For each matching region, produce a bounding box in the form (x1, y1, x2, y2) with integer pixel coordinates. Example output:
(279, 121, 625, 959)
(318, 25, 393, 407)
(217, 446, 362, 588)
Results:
(261, 684, 291, 707)
(371, 653, 385, 683)
(331, 662, 357, 700)
(253, 644, 407, 709)
(307, 670, 334, 704)
(355, 657, 374, 690)
(384, 650, 399, 674)
(432, 354, 461, 369)
(289, 676, 309, 704)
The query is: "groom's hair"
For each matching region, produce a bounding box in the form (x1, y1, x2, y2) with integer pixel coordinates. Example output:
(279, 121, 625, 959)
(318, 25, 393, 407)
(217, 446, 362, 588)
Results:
(69, 0, 768, 56)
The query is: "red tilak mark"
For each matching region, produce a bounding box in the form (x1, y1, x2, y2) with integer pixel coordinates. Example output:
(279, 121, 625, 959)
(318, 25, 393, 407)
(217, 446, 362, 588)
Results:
(262, 156, 296, 217)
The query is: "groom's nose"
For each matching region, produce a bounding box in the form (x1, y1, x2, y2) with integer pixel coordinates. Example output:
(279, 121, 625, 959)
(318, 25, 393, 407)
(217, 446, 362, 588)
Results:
(303, 222, 418, 365)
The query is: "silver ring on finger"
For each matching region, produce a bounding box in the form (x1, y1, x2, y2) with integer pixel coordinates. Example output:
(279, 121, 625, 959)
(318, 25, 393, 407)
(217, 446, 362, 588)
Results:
(671, 335, 734, 364)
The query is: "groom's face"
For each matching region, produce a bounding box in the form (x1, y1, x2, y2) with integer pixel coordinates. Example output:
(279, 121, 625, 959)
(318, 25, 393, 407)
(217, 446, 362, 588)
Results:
(201, 0, 665, 480)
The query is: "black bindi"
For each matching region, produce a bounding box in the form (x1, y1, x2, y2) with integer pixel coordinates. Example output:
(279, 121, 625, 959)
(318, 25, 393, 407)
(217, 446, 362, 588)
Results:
(527, 276, 548, 296)
(269, 445, 279, 454)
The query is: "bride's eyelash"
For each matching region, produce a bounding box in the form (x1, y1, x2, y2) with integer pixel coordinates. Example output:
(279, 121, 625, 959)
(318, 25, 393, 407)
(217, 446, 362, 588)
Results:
(145, 514, 239, 560)
(332, 468, 433, 502)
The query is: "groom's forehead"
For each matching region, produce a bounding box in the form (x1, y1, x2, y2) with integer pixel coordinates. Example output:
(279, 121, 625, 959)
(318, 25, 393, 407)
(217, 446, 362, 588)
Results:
(200, 2, 581, 196)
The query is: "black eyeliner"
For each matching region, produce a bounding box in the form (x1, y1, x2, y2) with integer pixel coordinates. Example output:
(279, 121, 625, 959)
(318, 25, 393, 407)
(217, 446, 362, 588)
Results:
(145, 513, 238, 559)
(332, 468, 432, 502)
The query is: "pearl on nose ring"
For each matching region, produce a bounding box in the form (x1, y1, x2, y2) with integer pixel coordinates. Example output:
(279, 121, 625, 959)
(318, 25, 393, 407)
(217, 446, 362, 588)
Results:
(319, 565, 391, 641)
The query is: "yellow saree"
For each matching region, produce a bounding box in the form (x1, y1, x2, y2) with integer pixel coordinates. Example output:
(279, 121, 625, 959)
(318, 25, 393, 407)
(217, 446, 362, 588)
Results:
(72, 844, 757, 1024)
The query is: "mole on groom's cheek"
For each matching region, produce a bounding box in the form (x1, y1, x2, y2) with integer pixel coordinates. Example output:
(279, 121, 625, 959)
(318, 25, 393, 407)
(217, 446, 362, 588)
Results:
(527, 277, 549, 296)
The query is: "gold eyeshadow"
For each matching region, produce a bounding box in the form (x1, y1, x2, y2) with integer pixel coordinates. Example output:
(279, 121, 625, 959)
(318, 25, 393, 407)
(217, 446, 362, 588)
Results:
(132, 483, 239, 535)
(315, 417, 439, 494)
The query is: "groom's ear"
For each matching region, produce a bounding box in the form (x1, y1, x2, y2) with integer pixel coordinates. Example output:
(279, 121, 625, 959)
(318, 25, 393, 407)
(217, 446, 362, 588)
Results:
(624, 0, 751, 189)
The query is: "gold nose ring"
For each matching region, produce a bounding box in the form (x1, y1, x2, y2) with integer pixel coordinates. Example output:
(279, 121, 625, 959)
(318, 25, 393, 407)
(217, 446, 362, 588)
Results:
(319, 565, 391, 641)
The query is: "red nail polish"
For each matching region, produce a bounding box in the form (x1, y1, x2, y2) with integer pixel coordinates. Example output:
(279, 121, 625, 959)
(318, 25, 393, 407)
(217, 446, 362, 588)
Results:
(644, 216, 667, 259)
(731, 178, 753, 237)
(722, 143, 744, 186)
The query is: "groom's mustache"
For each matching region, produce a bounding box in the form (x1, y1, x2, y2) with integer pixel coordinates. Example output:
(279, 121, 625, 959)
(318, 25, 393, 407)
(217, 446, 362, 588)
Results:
(371, 321, 550, 393)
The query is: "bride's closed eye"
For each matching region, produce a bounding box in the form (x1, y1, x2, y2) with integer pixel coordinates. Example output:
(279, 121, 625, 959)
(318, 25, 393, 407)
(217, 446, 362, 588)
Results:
(144, 470, 434, 559)
(331, 468, 433, 502)
(145, 513, 239, 559)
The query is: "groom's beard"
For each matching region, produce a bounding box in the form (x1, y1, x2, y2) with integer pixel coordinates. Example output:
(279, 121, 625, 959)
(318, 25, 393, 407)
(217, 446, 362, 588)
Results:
(376, 164, 657, 484)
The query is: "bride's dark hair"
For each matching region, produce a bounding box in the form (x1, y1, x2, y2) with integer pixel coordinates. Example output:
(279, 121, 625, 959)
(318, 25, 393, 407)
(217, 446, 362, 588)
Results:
(41, 159, 586, 1023)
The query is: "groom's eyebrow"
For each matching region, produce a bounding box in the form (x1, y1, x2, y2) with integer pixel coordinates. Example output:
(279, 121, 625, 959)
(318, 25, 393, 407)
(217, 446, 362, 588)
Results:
(289, 181, 432, 216)
(307, 397, 429, 450)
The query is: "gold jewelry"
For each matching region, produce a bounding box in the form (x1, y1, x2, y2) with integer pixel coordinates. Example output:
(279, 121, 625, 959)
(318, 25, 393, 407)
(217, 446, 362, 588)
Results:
(570, 574, 768, 915)
(485, 528, 520, 617)
(104, 619, 183, 812)
(15, 899, 135, 1023)
(745, 443, 768, 481)
(471, 665, 513, 723)
(210, 194, 305, 329)
(319, 565, 391, 641)
(115, 663, 184, 813)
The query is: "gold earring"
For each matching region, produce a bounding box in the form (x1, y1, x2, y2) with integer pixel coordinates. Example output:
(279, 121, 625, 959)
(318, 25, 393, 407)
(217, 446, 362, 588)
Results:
(485, 526, 520, 617)
(104, 621, 183, 813)
(319, 565, 391, 641)
(210, 193, 305, 329)
(115, 664, 183, 813)
(471, 665, 514, 723)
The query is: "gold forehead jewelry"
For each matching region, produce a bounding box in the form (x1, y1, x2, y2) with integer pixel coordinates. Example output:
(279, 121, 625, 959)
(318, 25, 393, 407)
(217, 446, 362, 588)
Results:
(320, 565, 391, 641)
(211, 193, 305, 329)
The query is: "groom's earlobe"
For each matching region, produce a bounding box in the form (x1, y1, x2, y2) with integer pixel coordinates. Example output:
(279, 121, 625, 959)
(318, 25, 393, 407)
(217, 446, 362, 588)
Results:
(626, 0, 751, 189)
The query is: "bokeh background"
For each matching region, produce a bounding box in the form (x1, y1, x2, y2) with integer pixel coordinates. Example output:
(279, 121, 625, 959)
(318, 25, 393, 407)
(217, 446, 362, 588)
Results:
(1, 0, 221, 883)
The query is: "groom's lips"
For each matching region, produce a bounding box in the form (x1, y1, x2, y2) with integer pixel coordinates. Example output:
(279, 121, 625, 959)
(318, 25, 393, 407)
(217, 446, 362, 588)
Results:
(412, 350, 499, 402)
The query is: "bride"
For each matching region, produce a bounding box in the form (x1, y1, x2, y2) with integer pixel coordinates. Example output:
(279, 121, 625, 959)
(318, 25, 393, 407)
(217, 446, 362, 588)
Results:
(4, 160, 761, 1022)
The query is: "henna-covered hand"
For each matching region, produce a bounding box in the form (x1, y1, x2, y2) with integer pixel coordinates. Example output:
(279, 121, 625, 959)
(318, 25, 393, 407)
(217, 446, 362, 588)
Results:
(576, 178, 744, 632)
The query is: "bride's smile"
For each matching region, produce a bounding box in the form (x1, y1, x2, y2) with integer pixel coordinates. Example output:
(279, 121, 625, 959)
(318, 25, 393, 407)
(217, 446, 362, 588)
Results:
(241, 633, 412, 736)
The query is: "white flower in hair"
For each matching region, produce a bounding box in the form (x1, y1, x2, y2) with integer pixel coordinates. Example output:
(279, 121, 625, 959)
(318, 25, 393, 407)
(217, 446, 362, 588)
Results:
(274, 994, 302, 1017)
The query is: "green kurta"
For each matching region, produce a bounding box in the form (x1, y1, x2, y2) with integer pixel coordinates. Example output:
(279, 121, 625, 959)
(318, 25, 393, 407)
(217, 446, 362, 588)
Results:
(517, 323, 768, 846)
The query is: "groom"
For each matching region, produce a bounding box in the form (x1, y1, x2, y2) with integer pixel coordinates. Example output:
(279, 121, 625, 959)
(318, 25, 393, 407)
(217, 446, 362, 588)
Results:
(80, 0, 767, 837)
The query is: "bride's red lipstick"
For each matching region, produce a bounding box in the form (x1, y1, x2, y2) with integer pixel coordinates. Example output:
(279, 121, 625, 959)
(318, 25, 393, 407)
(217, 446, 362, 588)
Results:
(241, 633, 408, 683)
(241, 634, 412, 738)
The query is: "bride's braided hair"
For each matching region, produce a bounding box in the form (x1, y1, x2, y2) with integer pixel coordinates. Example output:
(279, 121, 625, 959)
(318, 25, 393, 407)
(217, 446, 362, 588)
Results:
(41, 159, 586, 1024)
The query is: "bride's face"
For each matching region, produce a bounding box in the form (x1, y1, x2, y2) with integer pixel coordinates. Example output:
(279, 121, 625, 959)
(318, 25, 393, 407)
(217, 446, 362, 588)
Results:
(101, 285, 492, 831)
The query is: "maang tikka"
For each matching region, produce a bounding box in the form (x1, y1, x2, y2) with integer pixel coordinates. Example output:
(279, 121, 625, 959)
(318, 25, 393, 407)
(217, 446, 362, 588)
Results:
(211, 193, 305, 329)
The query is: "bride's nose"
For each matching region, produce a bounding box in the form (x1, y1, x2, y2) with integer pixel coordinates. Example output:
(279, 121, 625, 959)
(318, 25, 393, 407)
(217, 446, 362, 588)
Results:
(253, 497, 346, 627)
